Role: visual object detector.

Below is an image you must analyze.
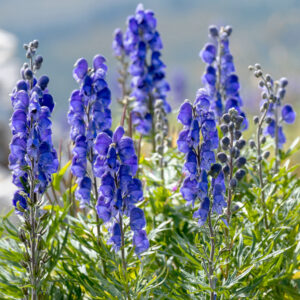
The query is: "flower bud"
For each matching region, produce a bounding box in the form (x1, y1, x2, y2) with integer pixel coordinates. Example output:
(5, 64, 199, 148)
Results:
(280, 77, 288, 88)
(235, 169, 246, 181)
(265, 74, 272, 81)
(209, 25, 219, 37)
(236, 115, 244, 126)
(265, 117, 272, 124)
(235, 156, 246, 168)
(260, 136, 266, 144)
(254, 63, 261, 69)
(230, 147, 238, 157)
(221, 136, 230, 147)
(254, 70, 262, 77)
(220, 124, 228, 134)
(229, 122, 235, 131)
(26, 49, 33, 59)
(225, 25, 232, 36)
(229, 178, 237, 189)
(263, 151, 270, 159)
(24, 69, 33, 80)
(253, 116, 259, 124)
(235, 130, 242, 140)
(222, 113, 231, 124)
(236, 139, 246, 150)
(223, 165, 230, 175)
(217, 152, 228, 163)
(209, 163, 222, 178)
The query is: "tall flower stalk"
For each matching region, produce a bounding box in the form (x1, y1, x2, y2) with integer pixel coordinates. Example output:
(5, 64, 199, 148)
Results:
(68, 54, 112, 274)
(218, 109, 246, 226)
(95, 126, 149, 298)
(68, 55, 112, 208)
(249, 64, 296, 228)
(113, 4, 171, 151)
(9, 40, 58, 299)
(177, 88, 226, 298)
(200, 25, 248, 129)
(154, 99, 169, 183)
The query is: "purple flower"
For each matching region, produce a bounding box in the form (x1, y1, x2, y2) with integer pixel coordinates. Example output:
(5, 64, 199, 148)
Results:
(193, 197, 210, 226)
(12, 191, 27, 214)
(95, 126, 149, 254)
(281, 104, 296, 124)
(200, 44, 217, 64)
(108, 223, 122, 251)
(200, 25, 248, 127)
(177, 70, 226, 225)
(115, 4, 171, 135)
(76, 176, 92, 207)
(73, 58, 88, 81)
(133, 230, 149, 255)
(130, 207, 146, 231)
(178, 102, 193, 126)
(68, 55, 112, 207)
(9, 43, 58, 212)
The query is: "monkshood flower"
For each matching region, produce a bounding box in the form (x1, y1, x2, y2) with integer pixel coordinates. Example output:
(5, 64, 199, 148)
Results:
(8, 40, 58, 298)
(9, 40, 58, 213)
(177, 89, 226, 225)
(68, 55, 112, 207)
(95, 126, 149, 255)
(248, 63, 295, 227)
(199, 25, 248, 130)
(114, 3, 171, 136)
(262, 77, 296, 148)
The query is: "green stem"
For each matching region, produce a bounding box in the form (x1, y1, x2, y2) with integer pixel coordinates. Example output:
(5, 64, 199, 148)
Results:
(119, 215, 131, 300)
(207, 208, 216, 300)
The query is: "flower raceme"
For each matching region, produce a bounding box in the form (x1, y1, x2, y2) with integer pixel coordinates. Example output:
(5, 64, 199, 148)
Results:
(68, 55, 112, 207)
(9, 41, 58, 212)
(177, 89, 226, 226)
(200, 25, 248, 129)
(262, 77, 296, 148)
(113, 3, 171, 135)
(94, 126, 149, 254)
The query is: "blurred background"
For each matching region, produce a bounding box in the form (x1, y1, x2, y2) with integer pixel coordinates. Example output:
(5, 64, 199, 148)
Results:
(0, 0, 299, 209)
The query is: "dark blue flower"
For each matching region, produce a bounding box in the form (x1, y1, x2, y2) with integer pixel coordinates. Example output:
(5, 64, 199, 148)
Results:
(193, 196, 210, 226)
(76, 176, 92, 207)
(178, 102, 193, 126)
(94, 126, 149, 254)
(200, 44, 217, 64)
(108, 222, 122, 251)
(12, 191, 27, 213)
(130, 207, 146, 231)
(117, 4, 171, 135)
(281, 104, 296, 124)
(73, 58, 88, 81)
(133, 230, 149, 255)
(9, 47, 58, 210)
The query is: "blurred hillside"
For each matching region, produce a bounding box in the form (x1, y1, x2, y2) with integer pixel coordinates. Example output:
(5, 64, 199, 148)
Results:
(0, 0, 299, 140)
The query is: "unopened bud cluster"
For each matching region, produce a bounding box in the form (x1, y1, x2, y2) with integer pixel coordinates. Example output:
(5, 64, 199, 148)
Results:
(22, 40, 43, 73)
(154, 99, 169, 155)
(249, 64, 295, 153)
(217, 108, 246, 188)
